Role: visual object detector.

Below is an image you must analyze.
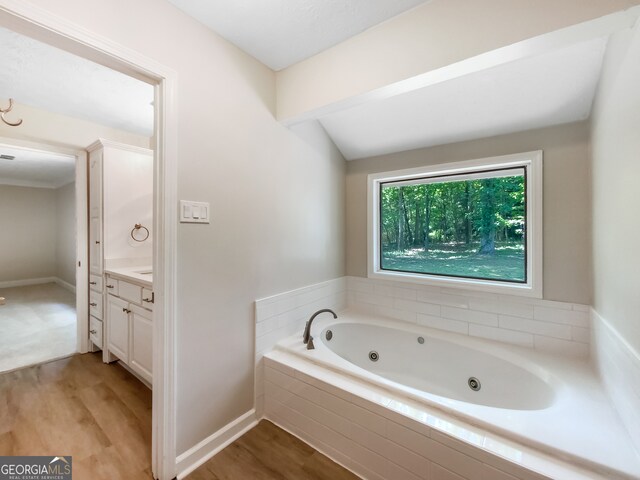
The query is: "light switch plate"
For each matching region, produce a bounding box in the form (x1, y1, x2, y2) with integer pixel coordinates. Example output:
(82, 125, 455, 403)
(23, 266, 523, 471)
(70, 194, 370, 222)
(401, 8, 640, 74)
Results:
(180, 200, 210, 224)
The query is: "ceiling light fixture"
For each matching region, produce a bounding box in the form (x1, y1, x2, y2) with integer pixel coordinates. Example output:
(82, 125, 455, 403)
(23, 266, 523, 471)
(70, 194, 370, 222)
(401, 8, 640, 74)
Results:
(0, 98, 23, 127)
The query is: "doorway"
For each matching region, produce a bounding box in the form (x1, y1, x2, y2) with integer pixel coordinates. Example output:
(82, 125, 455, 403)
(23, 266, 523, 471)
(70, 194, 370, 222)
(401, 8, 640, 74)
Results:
(0, 3, 177, 478)
(0, 142, 79, 372)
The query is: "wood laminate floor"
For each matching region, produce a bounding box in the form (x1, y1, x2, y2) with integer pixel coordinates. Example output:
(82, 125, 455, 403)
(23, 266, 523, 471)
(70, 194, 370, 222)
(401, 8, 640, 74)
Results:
(186, 420, 358, 480)
(1, 353, 355, 480)
(0, 352, 153, 480)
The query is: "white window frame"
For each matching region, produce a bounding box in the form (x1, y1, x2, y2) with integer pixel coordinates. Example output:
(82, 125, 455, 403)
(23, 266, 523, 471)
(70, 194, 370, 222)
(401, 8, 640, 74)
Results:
(368, 151, 543, 298)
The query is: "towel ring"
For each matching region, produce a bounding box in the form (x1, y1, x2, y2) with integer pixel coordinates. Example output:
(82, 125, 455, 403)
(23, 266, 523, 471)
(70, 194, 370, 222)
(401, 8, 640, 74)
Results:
(131, 223, 149, 242)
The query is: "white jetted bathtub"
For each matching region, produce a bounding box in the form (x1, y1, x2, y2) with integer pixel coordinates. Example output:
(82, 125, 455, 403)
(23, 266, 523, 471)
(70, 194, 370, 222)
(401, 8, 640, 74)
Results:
(272, 311, 640, 479)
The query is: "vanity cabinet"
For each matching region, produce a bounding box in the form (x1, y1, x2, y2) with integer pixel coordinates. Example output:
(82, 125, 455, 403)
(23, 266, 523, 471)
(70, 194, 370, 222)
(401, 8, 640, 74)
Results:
(86, 139, 153, 359)
(106, 274, 153, 384)
(107, 295, 129, 363)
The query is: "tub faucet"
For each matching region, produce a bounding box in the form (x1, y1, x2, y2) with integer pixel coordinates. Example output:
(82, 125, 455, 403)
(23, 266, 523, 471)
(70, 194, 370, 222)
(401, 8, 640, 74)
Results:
(303, 308, 337, 350)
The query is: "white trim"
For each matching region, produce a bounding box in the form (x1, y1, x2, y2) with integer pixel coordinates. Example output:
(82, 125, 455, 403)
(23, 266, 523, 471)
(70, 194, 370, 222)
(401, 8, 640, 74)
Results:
(176, 410, 258, 479)
(54, 277, 76, 294)
(75, 150, 89, 354)
(0, 277, 58, 289)
(367, 151, 543, 298)
(0, 3, 179, 479)
(0, 138, 87, 352)
(86, 138, 153, 155)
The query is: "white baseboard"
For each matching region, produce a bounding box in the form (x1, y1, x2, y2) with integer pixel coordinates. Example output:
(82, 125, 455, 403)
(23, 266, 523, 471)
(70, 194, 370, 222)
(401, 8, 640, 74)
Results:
(176, 409, 258, 479)
(0, 277, 57, 289)
(54, 277, 76, 294)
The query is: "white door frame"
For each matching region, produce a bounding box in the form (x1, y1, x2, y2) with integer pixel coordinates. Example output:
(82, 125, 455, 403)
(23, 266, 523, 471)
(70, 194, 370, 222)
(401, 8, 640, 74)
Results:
(0, 137, 89, 353)
(0, 3, 179, 480)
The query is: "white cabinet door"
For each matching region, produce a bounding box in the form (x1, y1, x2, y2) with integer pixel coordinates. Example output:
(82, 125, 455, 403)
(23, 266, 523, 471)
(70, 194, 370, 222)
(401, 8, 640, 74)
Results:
(89, 150, 103, 274)
(107, 295, 129, 363)
(89, 150, 102, 218)
(89, 216, 102, 274)
(130, 306, 152, 384)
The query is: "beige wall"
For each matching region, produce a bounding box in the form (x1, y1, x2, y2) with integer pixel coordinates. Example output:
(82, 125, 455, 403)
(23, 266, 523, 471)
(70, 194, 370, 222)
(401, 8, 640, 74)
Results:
(0, 98, 150, 150)
(590, 21, 640, 352)
(55, 182, 76, 286)
(346, 122, 591, 305)
(277, 0, 640, 121)
(0, 185, 57, 283)
(7, 0, 346, 455)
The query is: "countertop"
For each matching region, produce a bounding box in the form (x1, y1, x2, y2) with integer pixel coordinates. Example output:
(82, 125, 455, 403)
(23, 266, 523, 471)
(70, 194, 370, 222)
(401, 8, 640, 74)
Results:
(104, 265, 153, 287)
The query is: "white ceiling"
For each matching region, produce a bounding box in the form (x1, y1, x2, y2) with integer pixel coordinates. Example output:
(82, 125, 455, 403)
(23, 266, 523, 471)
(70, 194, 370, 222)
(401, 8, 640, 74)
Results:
(0, 145, 75, 189)
(167, 0, 429, 71)
(319, 37, 608, 160)
(0, 27, 154, 136)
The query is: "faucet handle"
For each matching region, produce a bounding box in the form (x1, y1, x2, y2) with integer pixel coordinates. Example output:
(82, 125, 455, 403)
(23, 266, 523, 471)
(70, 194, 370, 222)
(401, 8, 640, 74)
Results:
(307, 336, 315, 350)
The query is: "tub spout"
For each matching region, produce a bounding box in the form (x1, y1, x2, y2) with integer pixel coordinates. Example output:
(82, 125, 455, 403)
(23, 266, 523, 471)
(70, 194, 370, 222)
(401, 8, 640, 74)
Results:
(303, 308, 337, 349)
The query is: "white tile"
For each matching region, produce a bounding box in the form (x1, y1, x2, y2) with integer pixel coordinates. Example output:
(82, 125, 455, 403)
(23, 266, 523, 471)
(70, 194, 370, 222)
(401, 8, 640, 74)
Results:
(347, 276, 374, 293)
(422, 436, 484, 480)
(498, 300, 534, 319)
(571, 326, 590, 344)
(467, 297, 501, 314)
(481, 464, 520, 480)
(572, 304, 590, 312)
(255, 300, 279, 322)
(533, 335, 589, 357)
(435, 293, 471, 309)
(374, 283, 418, 301)
(386, 460, 425, 480)
(354, 292, 395, 307)
(395, 298, 441, 316)
(350, 423, 427, 478)
(468, 324, 534, 348)
(431, 462, 466, 480)
(347, 438, 390, 478)
(533, 306, 589, 327)
(532, 298, 573, 310)
(442, 306, 498, 327)
(441, 288, 498, 301)
(417, 314, 468, 335)
(348, 403, 387, 437)
(498, 315, 572, 340)
(386, 420, 430, 456)
(372, 305, 416, 323)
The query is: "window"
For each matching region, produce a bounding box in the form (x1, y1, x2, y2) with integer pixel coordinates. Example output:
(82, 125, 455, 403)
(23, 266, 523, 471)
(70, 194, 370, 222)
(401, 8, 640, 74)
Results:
(368, 152, 542, 297)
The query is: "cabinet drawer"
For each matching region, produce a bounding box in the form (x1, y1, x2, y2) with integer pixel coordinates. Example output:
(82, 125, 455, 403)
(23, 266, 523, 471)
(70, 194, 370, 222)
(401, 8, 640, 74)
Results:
(105, 277, 118, 296)
(90, 316, 103, 349)
(118, 280, 142, 305)
(141, 288, 154, 311)
(89, 291, 103, 319)
(89, 274, 103, 292)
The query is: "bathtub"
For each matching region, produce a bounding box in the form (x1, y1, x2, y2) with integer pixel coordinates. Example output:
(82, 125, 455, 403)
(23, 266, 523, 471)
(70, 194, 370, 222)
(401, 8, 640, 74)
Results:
(271, 310, 640, 479)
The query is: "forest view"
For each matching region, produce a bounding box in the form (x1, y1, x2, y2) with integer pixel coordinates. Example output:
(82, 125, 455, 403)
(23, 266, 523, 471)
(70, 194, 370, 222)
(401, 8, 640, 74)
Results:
(380, 169, 526, 282)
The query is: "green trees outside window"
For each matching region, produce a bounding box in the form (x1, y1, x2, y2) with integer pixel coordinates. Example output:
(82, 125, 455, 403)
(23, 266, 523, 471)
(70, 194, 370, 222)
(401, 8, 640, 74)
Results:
(380, 169, 526, 282)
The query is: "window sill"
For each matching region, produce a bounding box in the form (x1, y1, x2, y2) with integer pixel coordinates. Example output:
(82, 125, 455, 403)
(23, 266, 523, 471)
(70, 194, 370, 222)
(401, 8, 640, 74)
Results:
(368, 269, 542, 298)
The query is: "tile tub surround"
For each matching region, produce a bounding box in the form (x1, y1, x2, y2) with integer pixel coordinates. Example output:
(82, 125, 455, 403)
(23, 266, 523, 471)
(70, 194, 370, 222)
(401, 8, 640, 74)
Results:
(346, 277, 591, 358)
(592, 309, 640, 455)
(255, 277, 590, 417)
(255, 277, 347, 417)
(262, 350, 627, 480)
